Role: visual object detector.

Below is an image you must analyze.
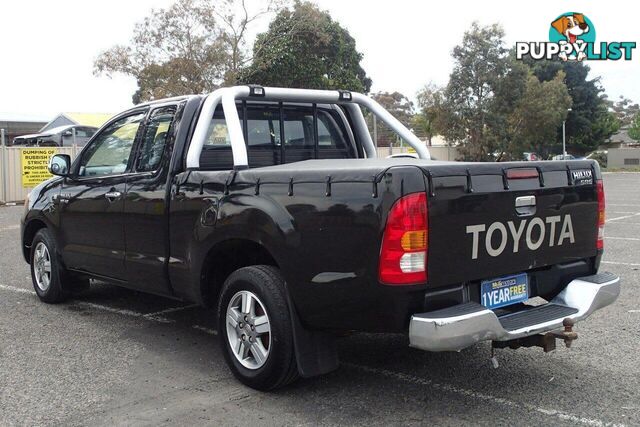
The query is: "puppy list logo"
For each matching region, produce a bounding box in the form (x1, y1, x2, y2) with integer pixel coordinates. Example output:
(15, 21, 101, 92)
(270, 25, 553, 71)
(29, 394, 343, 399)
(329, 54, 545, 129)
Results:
(516, 12, 636, 62)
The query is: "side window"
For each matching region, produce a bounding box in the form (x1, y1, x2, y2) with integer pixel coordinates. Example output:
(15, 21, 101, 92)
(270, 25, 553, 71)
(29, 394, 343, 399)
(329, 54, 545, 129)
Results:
(136, 107, 176, 172)
(200, 106, 242, 170)
(282, 108, 314, 148)
(204, 106, 243, 147)
(75, 127, 97, 138)
(74, 128, 88, 138)
(317, 110, 348, 149)
(204, 118, 231, 147)
(79, 113, 145, 177)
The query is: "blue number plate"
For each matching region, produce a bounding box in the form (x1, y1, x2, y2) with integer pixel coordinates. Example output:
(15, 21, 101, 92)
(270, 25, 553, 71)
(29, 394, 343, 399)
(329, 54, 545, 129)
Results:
(481, 273, 529, 310)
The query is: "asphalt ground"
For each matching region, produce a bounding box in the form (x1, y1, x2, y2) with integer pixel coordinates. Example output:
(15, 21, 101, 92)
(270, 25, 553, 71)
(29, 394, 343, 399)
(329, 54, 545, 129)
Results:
(0, 172, 639, 426)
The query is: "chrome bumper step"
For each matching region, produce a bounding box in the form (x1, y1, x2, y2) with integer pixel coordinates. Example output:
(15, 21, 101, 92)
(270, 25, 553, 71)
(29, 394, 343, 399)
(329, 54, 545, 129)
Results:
(409, 272, 620, 352)
(498, 304, 578, 331)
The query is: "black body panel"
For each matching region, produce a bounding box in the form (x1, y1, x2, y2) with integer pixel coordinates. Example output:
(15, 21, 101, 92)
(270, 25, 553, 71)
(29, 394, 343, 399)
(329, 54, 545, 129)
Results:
(59, 176, 128, 280)
(168, 162, 428, 331)
(21, 94, 602, 334)
(427, 166, 598, 286)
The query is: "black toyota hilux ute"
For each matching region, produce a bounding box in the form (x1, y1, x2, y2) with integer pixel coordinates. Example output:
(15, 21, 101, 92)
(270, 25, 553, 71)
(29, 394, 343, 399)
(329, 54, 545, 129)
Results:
(22, 86, 620, 390)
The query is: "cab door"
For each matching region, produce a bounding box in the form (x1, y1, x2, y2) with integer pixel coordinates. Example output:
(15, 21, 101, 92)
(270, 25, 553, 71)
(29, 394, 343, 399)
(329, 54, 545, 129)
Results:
(123, 104, 179, 293)
(59, 111, 147, 281)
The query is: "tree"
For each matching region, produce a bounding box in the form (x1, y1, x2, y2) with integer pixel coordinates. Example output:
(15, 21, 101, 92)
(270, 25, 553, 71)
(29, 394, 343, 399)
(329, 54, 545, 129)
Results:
(589, 104, 620, 147)
(414, 83, 445, 146)
(487, 59, 530, 159)
(238, 1, 371, 93)
(94, 0, 284, 103)
(210, 0, 287, 84)
(611, 96, 640, 127)
(504, 72, 572, 159)
(370, 92, 413, 147)
(436, 24, 573, 160)
(486, 58, 573, 160)
(439, 22, 510, 160)
(629, 113, 640, 142)
(522, 59, 618, 154)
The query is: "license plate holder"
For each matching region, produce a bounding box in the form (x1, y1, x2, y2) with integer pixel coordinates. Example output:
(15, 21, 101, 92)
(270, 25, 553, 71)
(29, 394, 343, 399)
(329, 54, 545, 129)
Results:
(481, 273, 529, 310)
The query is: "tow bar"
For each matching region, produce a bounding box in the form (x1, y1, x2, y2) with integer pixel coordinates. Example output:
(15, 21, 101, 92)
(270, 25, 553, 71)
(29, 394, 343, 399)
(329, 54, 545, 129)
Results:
(490, 318, 578, 368)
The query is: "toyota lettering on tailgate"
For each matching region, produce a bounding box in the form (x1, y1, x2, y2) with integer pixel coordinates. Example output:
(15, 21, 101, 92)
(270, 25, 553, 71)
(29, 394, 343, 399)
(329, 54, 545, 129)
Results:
(466, 215, 575, 259)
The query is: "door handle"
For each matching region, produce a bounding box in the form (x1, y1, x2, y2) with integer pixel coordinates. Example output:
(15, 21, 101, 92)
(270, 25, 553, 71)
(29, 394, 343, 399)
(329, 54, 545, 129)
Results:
(105, 191, 122, 202)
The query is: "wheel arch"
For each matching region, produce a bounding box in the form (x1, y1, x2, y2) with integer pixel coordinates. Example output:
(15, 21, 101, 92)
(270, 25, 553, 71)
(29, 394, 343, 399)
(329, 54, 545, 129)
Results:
(199, 238, 280, 309)
(22, 218, 49, 263)
(199, 238, 339, 379)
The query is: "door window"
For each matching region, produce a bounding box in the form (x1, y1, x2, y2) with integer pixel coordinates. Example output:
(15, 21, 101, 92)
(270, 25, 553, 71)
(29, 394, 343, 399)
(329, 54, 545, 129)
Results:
(74, 127, 96, 138)
(136, 107, 176, 172)
(79, 112, 145, 177)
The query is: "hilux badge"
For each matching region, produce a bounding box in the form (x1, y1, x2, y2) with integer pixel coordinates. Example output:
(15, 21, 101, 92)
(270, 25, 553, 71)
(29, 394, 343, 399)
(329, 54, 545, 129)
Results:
(572, 169, 593, 185)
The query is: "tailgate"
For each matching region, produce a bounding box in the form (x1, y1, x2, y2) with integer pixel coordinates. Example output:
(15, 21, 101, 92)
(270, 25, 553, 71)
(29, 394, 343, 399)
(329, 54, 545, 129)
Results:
(425, 161, 599, 287)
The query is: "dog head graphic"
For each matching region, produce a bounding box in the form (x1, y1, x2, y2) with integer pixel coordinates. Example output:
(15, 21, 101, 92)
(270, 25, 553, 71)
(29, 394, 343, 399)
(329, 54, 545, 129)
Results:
(551, 13, 590, 44)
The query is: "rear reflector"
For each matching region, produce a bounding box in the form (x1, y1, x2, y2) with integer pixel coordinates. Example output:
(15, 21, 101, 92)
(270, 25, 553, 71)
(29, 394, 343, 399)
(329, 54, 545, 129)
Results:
(379, 192, 428, 285)
(506, 168, 539, 180)
(596, 179, 605, 250)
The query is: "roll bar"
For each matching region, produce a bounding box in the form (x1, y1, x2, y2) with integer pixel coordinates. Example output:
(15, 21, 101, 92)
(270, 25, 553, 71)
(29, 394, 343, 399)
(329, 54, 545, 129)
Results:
(186, 86, 431, 169)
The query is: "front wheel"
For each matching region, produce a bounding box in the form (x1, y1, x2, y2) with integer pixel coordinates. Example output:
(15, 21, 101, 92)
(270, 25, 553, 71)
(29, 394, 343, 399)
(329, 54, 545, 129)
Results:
(218, 265, 299, 390)
(30, 229, 68, 303)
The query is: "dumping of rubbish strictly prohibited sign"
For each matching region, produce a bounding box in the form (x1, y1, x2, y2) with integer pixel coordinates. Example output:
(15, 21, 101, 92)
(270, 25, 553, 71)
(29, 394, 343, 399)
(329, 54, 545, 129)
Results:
(21, 148, 57, 188)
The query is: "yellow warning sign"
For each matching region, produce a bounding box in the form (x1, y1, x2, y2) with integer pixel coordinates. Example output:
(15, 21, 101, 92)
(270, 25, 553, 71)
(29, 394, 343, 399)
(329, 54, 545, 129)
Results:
(21, 148, 57, 188)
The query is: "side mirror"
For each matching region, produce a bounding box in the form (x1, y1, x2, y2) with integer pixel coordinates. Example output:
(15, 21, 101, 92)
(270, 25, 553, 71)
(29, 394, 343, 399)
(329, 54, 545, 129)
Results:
(62, 130, 73, 137)
(48, 154, 71, 177)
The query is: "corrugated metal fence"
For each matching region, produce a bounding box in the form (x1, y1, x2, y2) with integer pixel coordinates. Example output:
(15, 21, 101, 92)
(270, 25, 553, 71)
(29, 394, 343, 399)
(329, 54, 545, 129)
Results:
(0, 141, 79, 204)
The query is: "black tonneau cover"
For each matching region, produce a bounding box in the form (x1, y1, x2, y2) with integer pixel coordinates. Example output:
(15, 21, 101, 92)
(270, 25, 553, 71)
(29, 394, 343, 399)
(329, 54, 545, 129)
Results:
(247, 158, 599, 288)
(192, 157, 600, 289)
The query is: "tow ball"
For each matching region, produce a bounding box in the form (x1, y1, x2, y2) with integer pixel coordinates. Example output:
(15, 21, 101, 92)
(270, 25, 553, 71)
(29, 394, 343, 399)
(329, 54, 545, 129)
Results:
(490, 318, 578, 368)
(549, 318, 579, 348)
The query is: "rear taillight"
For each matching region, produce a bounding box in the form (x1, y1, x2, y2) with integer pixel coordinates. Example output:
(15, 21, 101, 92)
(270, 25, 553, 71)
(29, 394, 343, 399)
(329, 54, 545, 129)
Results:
(597, 179, 605, 250)
(379, 192, 428, 285)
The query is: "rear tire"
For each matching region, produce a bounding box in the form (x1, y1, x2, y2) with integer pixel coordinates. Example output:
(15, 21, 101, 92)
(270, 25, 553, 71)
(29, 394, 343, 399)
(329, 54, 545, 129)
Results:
(218, 265, 299, 390)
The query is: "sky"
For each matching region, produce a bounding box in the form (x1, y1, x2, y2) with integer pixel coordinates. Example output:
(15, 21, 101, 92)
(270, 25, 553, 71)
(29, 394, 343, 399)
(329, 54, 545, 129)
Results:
(0, 0, 638, 117)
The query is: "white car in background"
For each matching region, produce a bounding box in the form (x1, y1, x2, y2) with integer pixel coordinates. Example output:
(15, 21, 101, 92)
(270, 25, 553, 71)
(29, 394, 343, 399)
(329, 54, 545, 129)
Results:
(11, 125, 98, 147)
(552, 154, 585, 161)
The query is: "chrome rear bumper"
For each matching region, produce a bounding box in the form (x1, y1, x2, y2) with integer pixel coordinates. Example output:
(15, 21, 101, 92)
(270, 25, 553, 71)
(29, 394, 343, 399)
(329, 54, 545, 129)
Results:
(409, 272, 620, 352)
